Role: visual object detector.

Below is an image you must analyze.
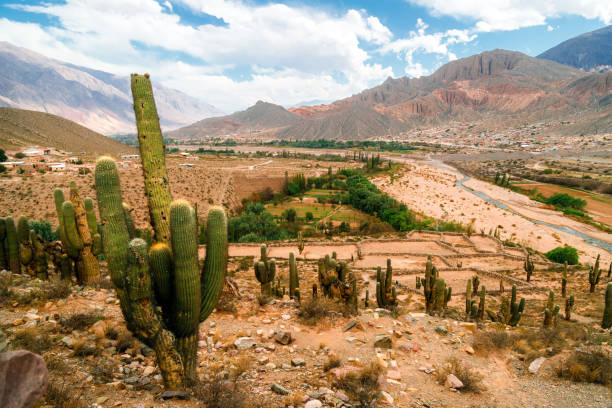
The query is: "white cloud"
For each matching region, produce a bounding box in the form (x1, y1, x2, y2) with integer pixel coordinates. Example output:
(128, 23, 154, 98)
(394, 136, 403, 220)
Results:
(2, 0, 395, 112)
(380, 18, 476, 77)
(406, 0, 612, 32)
(547, 25, 554, 31)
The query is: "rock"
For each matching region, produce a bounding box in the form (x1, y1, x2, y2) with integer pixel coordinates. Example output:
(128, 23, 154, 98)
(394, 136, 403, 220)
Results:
(123, 376, 139, 385)
(465, 346, 475, 355)
(258, 356, 269, 365)
(418, 366, 434, 374)
(60, 336, 73, 348)
(281, 314, 291, 320)
(96, 396, 109, 404)
(374, 334, 392, 349)
(265, 363, 277, 370)
(274, 331, 292, 345)
(291, 358, 305, 367)
(234, 337, 256, 350)
(330, 366, 360, 381)
(386, 370, 401, 381)
(434, 326, 448, 335)
(529, 357, 546, 374)
(379, 390, 394, 404)
(459, 322, 477, 334)
(335, 390, 349, 402)
(446, 374, 464, 389)
(141, 346, 153, 357)
(281, 363, 291, 370)
(142, 366, 155, 377)
(90, 320, 106, 339)
(305, 400, 322, 408)
(0, 350, 49, 408)
(270, 383, 290, 395)
(343, 321, 357, 332)
(24, 313, 40, 321)
(160, 390, 190, 400)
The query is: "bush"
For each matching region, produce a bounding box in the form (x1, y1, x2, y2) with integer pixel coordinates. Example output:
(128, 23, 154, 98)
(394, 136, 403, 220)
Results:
(305, 211, 314, 221)
(0, 164, 6, 173)
(282, 208, 297, 223)
(556, 350, 611, 386)
(30, 220, 59, 242)
(546, 193, 587, 210)
(10, 328, 54, 354)
(60, 313, 104, 331)
(546, 246, 579, 265)
(434, 357, 485, 393)
(14, 152, 25, 159)
(0, 149, 6, 162)
(334, 361, 383, 407)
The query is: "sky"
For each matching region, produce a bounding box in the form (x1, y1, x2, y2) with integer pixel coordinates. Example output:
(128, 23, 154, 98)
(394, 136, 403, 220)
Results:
(0, 0, 610, 113)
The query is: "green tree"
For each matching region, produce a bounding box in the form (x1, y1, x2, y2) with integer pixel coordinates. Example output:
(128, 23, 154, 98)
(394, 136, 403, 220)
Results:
(0, 149, 7, 162)
(283, 208, 297, 223)
(546, 246, 579, 265)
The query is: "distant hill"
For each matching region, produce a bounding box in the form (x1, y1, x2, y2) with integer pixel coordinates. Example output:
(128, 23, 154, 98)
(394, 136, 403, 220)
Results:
(0, 107, 134, 155)
(0, 42, 223, 135)
(169, 101, 300, 139)
(537, 25, 612, 71)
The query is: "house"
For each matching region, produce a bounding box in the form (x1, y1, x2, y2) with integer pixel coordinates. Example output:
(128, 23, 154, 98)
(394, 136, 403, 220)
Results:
(22, 148, 44, 157)
(47, 163, 66, 172)
(0, 161, 25, 169)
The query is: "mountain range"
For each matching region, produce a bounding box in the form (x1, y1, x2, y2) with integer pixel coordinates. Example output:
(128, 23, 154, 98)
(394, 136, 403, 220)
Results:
(0, 42, 222, 135)
(537, 25, 612, 72)
(171, 49, 611, 140)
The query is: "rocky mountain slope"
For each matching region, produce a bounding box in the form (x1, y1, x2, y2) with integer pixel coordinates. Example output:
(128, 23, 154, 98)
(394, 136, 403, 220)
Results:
(169, 100, 300, 139)
(0, 107, 133, 155)
(0, 42, 222, 135)
(538, 25, 612, 72)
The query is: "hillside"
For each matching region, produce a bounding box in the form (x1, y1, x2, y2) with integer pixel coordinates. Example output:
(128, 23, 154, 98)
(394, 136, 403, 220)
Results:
(169, 100, 300, 139)
(0, 107, 133, 155)
(0, 42, 222, 135)
(538, 25, 612, 71)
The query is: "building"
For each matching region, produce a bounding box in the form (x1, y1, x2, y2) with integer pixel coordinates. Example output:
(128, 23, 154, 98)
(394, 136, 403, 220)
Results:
(0, 161, 25, 169)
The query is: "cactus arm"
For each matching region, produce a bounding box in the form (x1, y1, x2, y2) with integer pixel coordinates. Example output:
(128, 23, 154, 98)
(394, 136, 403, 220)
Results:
(603, 283, 612, 329)
(123, 203, 137, 240)
(5, 217, 21, 274)
(0, 218, 6, 270)
(149, 242, 173, 312)
(131, 74, 173, 244)
(62, 202, 84, 251)
(199, 206, 227, 322)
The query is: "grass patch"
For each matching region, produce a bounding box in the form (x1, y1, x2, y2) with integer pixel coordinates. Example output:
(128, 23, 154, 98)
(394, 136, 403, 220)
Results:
(556, 349, 612, 387)
(324, 354, 342, 372)
(334, 361, 383, 407)
(60, 313, 104, 331)
(298, 297, 340, 325)
(10, 328, 54, 354)
(434, 357, 485, 393)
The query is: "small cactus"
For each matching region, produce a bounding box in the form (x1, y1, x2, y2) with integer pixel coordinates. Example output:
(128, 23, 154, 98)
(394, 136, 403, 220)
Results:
(589, 254, 601, 293)
(423, 255, 438, 314)
(255, 245, 276, 296)
(0, 218, 6, 271)
(477, 286, 486, 321)
(376, 258, 397, 309)
(465, 279, 477, 320)
(524, 253, 534, 282)
(297, 232, 305, 255)
(543, 290, 560, 328)
(561, 262, 568, 298)
(603, 283, 612, 329)
(564, 295, 574, 321)
(289, 252, 299, 299)
(489, 285, 524, 326)
(471, 275, 480, 296)
(4, 217, 20, 274)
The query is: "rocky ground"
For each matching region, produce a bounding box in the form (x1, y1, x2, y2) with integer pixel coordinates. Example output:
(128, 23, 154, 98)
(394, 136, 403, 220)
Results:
(1, 250, 610, 408)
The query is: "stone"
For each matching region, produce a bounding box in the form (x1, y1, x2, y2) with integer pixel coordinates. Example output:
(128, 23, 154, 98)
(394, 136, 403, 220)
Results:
(335, 390, 349, 402)
(386, 370, 402, 381)
(305, 400, 322, 408)
(379, 390, 394, 404)
(281, 314, 291, 320)
(446, 374, 464, 389)
(434, 326, 448, 335)
(265, 363, 277, 370)
(96, 396, 109, 404)
(123, 376, 139, 385)
(234, 337, 256, 350)
(160, 390, 190, 400)
(465, 346, 475, 355)
(142, 366, 155, 377)
(418, 366, 434, 374)
(60, 336, 73, 347)
(291, 358, 306, 367)
(270, 383, 290, 395)
(459, 322, 477, 334)
(274, 331, 292, 345)
(0, 350, 49, 408)
(374, 334, 392, 349)
(343, 321, 357, 332)
(529, 357, 546, 374)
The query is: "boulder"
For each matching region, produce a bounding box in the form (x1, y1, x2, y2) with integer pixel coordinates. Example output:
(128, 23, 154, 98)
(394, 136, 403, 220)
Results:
(273, 330, 292, 345)
(446, 373, 464, 389)
(374, 334, 392, 349)
(0, 350, 48, 408)
(234, 337, 256, 350)
(305, 400, 322, 408)
(528, 357, 546, 374)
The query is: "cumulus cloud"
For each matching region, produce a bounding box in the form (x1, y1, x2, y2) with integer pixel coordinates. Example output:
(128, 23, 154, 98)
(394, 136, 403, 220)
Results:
(406, 0, 612, 32)
(380, 18, 475, 77)
(3, 0, 394, 111)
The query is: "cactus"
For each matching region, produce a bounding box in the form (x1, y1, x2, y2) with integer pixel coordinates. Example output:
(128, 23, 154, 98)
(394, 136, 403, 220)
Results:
(524, 253, 534, 282)
(95, 156, 227, 388)
(564, 295, 574, 321)
(312, 283, 318, 299)
(607, 263, 611, 279)
(477, 286, 486, 321)
(465, 279, 479, 320)
(255, 245, 276, 296)
(543, 290, 560, 328)
(589, 254, 601, 293)
(433, 278, 451, 314)
(365, 289, 369, 308)
(17, 216, 33, 274)
(499, 279, 504, 295)
(415, 276, 421, 290)
(0, 218, 6, 270)
(489, 285, 524, 326)
(289, 252, 299, 299)
(603, 283, 612, 329)
(561, 262, 568, 298)
(4, 217, 20, 274)
(471, 275, 480, 296)
(60, 253, 72, 281)
(377, 258, 397, 309)
(423, 255, 438, 314)
(297, 232, 304, 255)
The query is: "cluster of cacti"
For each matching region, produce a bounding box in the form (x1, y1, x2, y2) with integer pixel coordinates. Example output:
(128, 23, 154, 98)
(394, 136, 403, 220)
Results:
(377, 259, 398, 309)
(53, 183, 101, 284)
(603, 283, 612, 329)
(16, 216, 48, 279)
(316, 252, 357, 309)
(487, 285, 524, 326)
(93, 74, 228, 389)
(561, 262, 568, 298)
(564, 295, 574, 321)
(271, 276, 285, 298)
(524, 253, 534, 282)
(588, 254, 601, 293)
(422, 256, 450, 315)
(543, 290, 560, 328)
(0, 217, 20, 274)
(289, 252, 300, 300)
(255, 244, 276, 296)
(465, 278, 486, 321)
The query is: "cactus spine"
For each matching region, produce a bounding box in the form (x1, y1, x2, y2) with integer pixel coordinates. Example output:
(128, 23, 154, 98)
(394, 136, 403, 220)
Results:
(588, 254, 601, 293)
(603, 283, 612, 329)
(524, 253, 534, 282)
(131, 74, 172, 244)
(289, 252, 299, 299)
(543, 290, 560, 328)
(255, 245, 276, 296)
(376, 258, 397, 309)
(4, 217, 20, 274)
(564, 295, 574, 321)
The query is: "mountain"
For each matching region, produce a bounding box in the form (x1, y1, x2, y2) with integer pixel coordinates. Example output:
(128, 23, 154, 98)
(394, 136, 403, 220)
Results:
(0, 107, 134, 155)
(0, 42, 223, 135)
(538, 25, 612, 71)
(169, 100, 300, 139)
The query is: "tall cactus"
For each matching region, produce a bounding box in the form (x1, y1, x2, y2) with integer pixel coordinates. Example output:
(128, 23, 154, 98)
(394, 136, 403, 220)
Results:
(465, 279, 477, 320)
(561, 262, 568, 298)
(589, 254, 601, 293)
(543, 290, 560, 328)
(477, 286, 486, 321)
(488, 285, 524, 326)
(423, 255, 438, 314)
(4, 217, 20, 274)
(131, 73, 172, 244)
(255, 245, 276, 296)
(376, 258, 397, 309)
(564, 295, 574, 321)
(17, 216, 33, 274)
(95, 156, 227, 388)
(524, 253, 534, 282)
(433, 277, 451, 314)
(289, 252, 299, 299)
(603, 283, 612, 329)
(0, 218, 6, 270)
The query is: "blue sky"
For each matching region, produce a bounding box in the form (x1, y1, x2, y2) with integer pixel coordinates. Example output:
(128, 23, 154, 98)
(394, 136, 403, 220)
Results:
(0, 0, 610, 112)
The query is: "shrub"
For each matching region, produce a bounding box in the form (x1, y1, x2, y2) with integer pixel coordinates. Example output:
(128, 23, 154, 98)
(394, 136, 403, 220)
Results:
(324, 354, 342, 372)
(556, 350, 611, 386)
(305, 211, 314, 221)
(282, 208, 297, 223)
(10, 328, 54, 354)
(434, 357, 485, 393)
(0, 164, 6, 173)
(30, 220, 59, 242)
(60, 313, 104, 331)
(334, 361, 383, 407)
(298, 297, 336, 325)
(546, 246, 579, 265)
(14, 152, 25, 159)
(546, 193, 587, 210)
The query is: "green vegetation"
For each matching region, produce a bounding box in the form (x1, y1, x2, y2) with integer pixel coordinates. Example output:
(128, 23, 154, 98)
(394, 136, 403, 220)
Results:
(29, 220, 58, 242)
(546, 246, 579, 265)
(0, 149, 7, 162)
(545, 193, 587, 210)
(229, 202, 289, 242)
